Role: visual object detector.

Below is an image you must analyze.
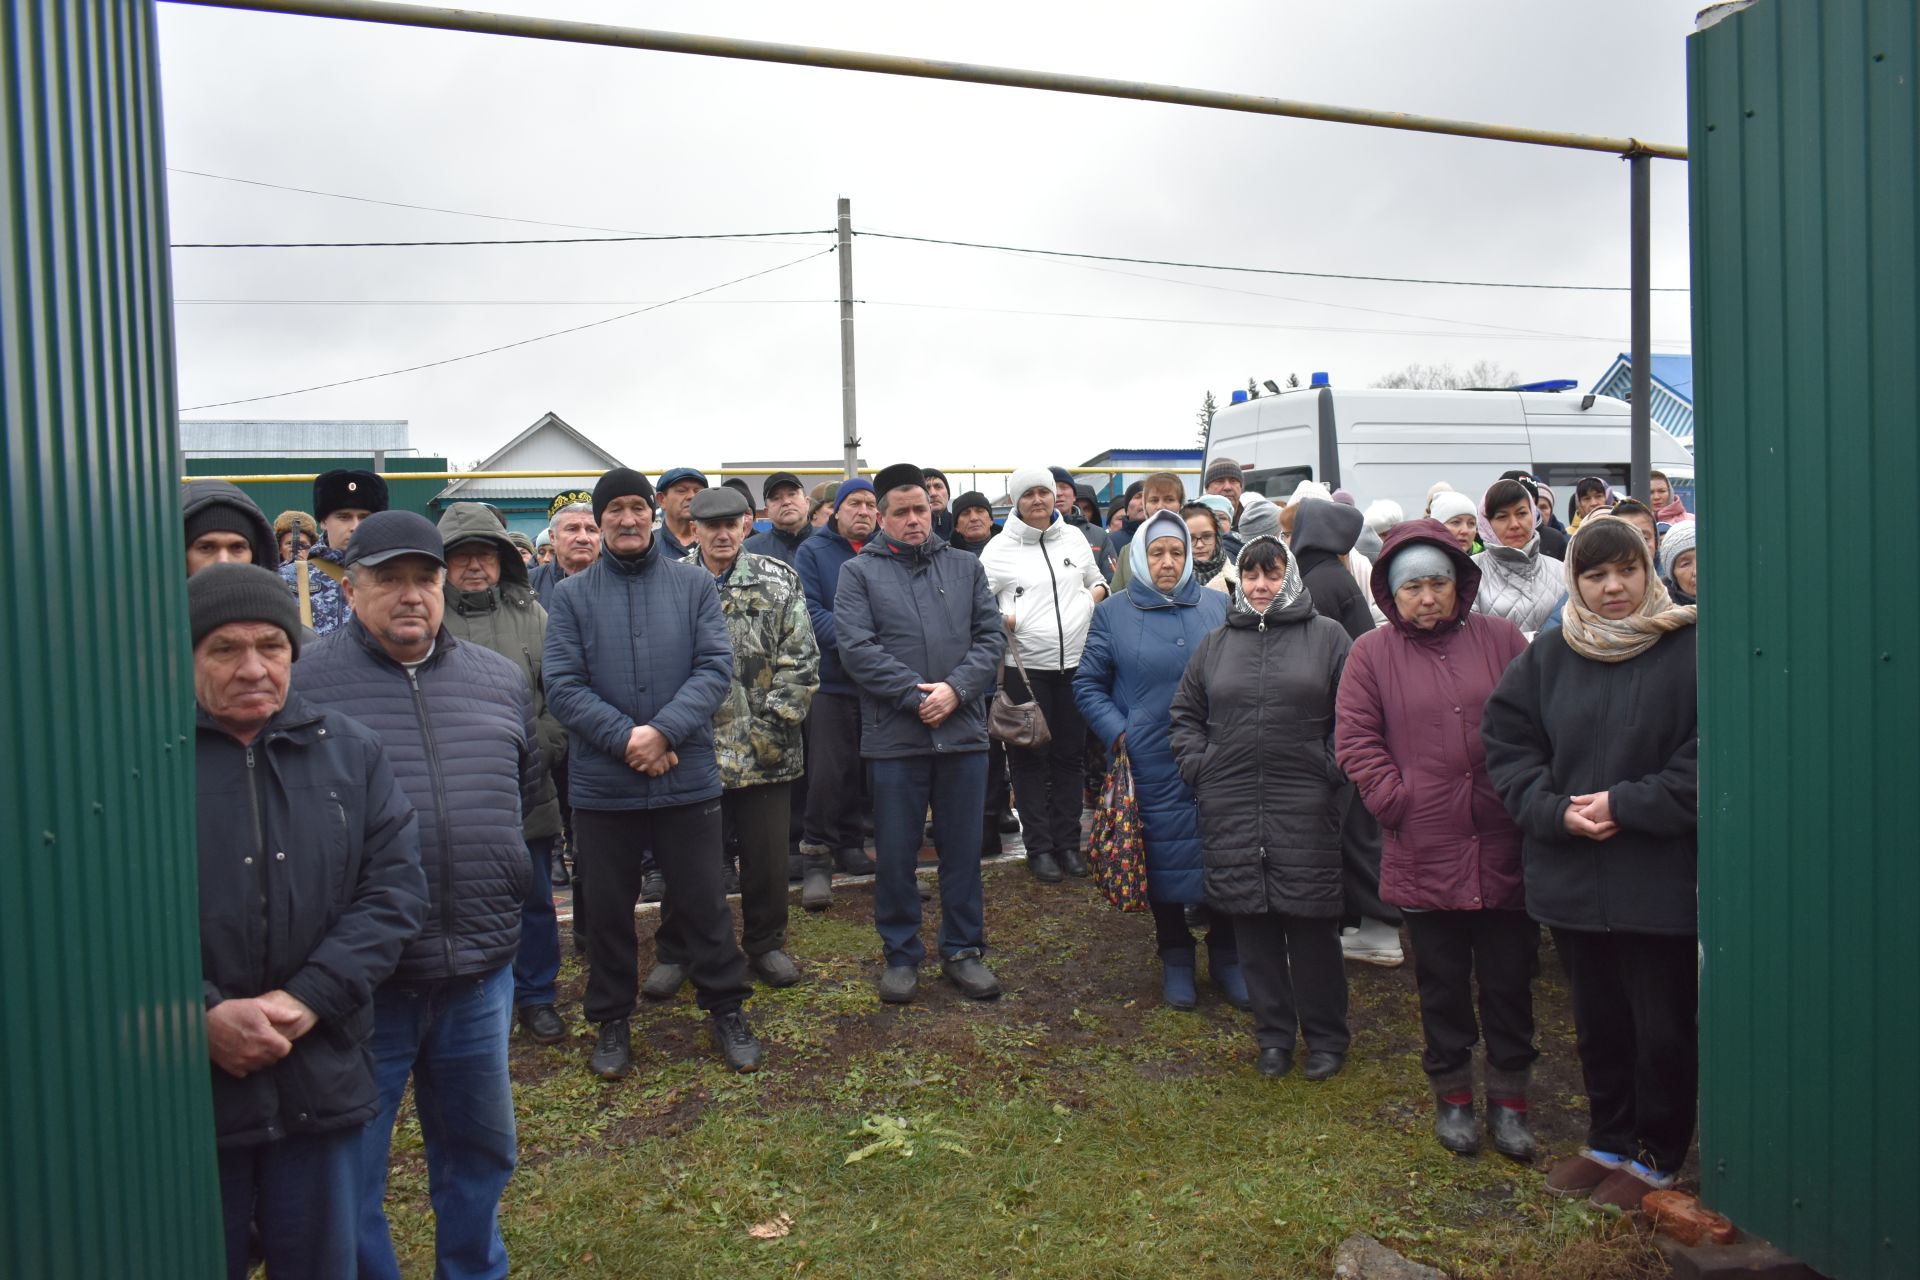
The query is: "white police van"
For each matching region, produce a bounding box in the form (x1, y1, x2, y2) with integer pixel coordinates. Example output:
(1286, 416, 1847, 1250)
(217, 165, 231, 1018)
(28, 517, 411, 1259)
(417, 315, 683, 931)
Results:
(1203, 375, 1696, 519)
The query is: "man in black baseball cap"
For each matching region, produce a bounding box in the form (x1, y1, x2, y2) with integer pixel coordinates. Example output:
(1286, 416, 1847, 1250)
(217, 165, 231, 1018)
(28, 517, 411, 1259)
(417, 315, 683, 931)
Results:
(291, 506, 543, 1278)
(744, 470, 812, 568)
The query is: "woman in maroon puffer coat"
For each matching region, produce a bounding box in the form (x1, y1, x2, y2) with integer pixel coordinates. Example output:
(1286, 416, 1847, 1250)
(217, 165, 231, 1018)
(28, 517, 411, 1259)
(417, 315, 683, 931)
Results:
(1334, 520, 1536, 1161)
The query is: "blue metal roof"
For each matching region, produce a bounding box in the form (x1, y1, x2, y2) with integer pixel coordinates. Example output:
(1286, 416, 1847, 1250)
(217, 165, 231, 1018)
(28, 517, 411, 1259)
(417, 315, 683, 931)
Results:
(1594, 352, 1693, 404)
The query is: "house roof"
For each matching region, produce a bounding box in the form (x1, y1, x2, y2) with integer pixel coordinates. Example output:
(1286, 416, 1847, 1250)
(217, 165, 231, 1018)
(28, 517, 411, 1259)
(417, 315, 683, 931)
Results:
(434, 412, 625, 504)
(1593, 353, 1693, 404)
(179, 419, 414, 458)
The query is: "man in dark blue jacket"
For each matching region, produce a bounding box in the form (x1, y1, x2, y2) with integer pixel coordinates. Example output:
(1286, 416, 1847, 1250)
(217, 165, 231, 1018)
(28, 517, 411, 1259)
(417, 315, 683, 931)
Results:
(791, 477, 880, 909)
(191, 564, 427, 1280)
(292, 513, 541, 1280)
(836, 464, 1007, 1004)
(544, 468, 763, 1079)
(742, 469, 812, 567)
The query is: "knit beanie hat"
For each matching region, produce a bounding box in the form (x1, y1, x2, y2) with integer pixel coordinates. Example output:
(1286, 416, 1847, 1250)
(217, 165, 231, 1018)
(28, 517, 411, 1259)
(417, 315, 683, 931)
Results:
(1286, 479, 1333, 508)
(1657, 518, 1698, 582)
(185, 500, 260, 547)
(1048, 465, 1075, 487)
(1238, 492, 1281, 539)
(1196, 493, 1234, 525)
(188, 563, 302, 658)
(1364, 499, 1404, 534)
(832, 477, 875, 512)
(1429, 490, 1478, 524)
(591, 467, 656, 523)
(1385, 542, 1457, 594)
(1331, 488, 1357, 507)
(1007, 465, 1055, 506)
(952, 491, 992, 517)
(1205, 457, 1244, 487)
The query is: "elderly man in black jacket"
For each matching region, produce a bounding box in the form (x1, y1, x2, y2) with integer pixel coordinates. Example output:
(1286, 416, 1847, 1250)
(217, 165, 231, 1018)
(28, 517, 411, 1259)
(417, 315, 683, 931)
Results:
(292, 511, 541, 1280)
(836, 463, 1007, 1004)
(190, 564, 427, 1280)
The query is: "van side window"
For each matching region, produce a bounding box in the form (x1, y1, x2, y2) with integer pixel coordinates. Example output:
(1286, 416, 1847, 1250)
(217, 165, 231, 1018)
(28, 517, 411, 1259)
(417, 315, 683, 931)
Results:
(1245, 466, 1312, 499)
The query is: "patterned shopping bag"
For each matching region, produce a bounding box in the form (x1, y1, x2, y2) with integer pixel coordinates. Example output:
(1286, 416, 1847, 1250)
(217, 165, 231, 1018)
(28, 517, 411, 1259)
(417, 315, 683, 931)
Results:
(1089, 745, 1149, 913)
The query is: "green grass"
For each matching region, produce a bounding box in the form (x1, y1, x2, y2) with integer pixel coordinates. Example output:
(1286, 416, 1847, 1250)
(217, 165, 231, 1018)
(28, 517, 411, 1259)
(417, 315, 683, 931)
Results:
(381, 868, 1665, 1279)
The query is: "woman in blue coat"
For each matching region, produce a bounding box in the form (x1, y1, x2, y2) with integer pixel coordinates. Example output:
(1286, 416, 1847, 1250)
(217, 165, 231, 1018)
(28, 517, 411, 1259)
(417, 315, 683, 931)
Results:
(1075, 509, 1244, 1010)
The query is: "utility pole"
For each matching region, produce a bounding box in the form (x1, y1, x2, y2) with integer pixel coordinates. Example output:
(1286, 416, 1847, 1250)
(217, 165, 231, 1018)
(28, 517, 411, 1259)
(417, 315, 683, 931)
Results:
(1628, 154, 1651, 501)
(836, 197, 860, 479)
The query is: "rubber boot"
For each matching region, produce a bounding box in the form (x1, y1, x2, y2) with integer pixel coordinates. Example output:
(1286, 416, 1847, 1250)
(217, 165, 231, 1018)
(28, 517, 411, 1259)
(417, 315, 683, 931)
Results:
(800, 842, 834, 912)
(1161, 948, 1198, 1010)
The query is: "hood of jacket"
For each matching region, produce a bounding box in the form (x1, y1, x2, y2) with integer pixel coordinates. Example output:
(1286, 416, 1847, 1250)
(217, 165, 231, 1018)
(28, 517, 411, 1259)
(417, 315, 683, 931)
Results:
(1372, 519, 1483, 639)
(1001, 510, 1063, 547)
(1290, 497, 1363, 563)
(860, 527, 947, 564)
(181, 479, 279, 570)
(1227, 534, 1314, 627)
(437, 501, 535, 614)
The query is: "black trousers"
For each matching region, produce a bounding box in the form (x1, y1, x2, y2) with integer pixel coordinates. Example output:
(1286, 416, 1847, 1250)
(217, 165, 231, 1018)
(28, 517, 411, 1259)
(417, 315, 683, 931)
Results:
(802, 692, 863, 851)
(1150, 899, 1236, 960)
(1004, 666, 1087, 859)
(1404, 910, 1539, 1094)
(556, 755, 587, 949)
(574, 802, 751, 1022)
(659, 783, 792, 962)
(1338, 784, 1400, 926)
(1551, 927, 1699, 1174)
(1231, 912, 1349, 1054)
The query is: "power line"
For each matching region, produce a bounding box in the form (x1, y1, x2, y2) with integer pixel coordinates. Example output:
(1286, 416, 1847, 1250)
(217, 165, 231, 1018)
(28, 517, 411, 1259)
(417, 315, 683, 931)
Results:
(168, 166, 657, 234)
(177, 248, 833, 411)
(859, 299, 1692, 346)
(171, 230, 832, 249)
(174, 297, 831, 306)
(858, 230, 1690, 293)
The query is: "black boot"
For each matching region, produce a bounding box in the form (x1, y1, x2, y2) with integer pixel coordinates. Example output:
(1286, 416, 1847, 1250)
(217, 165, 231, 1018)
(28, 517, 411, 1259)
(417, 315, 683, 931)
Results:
(1434, 1098, 1480, 1155)
(800, 842, 834, 912)
(1027, 851, 1063, 883)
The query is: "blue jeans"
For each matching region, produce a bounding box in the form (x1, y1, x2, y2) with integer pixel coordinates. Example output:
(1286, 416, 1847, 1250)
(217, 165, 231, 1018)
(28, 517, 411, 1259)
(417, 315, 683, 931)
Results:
(514, 837, 560, 1008)
(218, 1127, 359, 1280)
(358, 964, 517, 1280)
(870, 752, 989, 967)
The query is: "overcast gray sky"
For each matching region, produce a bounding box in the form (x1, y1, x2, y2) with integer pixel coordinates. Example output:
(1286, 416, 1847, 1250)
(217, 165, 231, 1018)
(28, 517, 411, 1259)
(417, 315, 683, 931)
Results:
(159, 0, 1704, 474)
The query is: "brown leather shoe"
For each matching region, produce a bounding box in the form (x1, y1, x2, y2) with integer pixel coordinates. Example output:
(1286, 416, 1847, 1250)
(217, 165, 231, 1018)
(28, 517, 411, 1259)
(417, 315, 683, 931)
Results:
(1545, 1153, 1622, 1197)
(1588, 1168, 1655, 1211)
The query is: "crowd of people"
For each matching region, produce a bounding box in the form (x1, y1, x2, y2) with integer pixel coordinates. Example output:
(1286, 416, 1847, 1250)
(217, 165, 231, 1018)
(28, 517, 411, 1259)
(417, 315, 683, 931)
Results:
(180, 454, 1698, 1279)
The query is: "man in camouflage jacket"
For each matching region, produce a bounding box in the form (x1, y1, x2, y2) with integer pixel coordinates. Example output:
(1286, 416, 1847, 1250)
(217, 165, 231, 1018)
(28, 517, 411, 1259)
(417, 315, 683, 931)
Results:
(671, 486, 820, 987)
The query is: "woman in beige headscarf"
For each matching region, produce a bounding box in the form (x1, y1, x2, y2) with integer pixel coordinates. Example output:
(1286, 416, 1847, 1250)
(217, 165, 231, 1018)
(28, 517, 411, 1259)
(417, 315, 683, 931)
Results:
(1480, 516, 1698, 1212)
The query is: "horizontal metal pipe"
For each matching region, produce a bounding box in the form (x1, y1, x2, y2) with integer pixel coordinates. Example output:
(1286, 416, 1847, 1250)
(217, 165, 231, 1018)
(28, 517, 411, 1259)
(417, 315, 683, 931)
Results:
(185, 467, 1207, 483)
(166, 0, 1687, 161)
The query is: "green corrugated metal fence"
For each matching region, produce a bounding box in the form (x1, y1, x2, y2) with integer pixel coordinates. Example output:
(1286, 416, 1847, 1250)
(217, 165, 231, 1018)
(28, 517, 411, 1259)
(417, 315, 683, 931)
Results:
(1691, 3, 1919, 1277)
(2, 2, 222, 1275)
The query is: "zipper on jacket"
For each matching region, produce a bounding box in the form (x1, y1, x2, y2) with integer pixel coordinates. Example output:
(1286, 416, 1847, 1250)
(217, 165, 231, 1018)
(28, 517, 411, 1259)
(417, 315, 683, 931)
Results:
(245, 744, 270, 993)
(1038, 535, 1068, 669)
(407, 668, 460, 975)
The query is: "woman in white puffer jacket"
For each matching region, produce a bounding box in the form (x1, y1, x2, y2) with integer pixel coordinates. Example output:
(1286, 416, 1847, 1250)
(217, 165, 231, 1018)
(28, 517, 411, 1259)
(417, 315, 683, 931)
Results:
(980, 465, 1109, 882)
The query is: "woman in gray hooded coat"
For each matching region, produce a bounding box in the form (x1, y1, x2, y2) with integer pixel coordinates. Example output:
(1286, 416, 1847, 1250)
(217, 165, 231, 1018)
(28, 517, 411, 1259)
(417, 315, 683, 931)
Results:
(1169, 534, 1353, 1081)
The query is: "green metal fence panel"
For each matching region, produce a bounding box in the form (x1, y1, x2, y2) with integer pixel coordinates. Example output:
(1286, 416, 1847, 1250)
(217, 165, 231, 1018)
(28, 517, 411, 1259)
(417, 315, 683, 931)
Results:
(1, 2, 222, 1275)
(1690, 3, 1920, 1277)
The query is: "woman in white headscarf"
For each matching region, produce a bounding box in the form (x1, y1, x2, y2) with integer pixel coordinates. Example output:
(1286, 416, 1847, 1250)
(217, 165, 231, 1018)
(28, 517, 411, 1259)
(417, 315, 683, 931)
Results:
(1169, 535, 1354, 1082)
